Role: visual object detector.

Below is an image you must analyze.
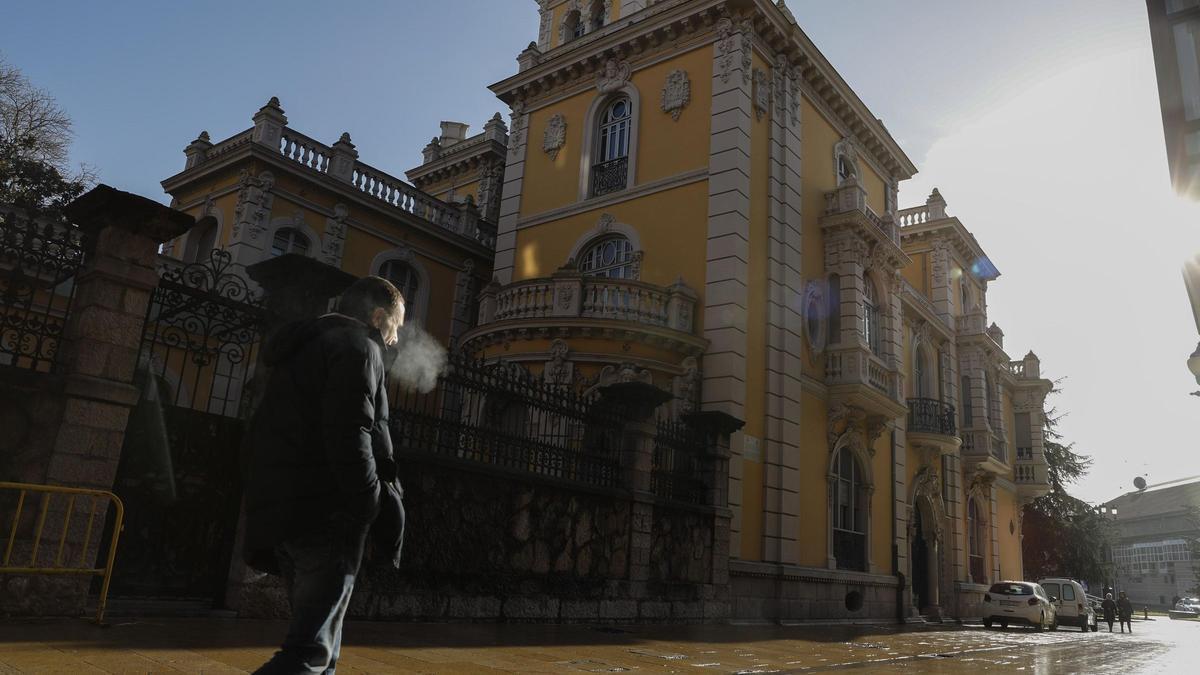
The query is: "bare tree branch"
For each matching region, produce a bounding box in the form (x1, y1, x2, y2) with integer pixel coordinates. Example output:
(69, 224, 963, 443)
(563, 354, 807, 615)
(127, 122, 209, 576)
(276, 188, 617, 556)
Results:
(0, 57, 74, 170)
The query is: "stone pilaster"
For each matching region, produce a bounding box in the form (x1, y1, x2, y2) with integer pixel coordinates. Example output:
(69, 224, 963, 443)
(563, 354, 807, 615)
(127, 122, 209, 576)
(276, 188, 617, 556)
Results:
(448, 259, 479, 348)
(944, 454, 965, 585)
(761, 53, 803, 565)
(491, 102, 530, 285)
(893, 426, 909, 597)
(705, 18, 753, 556)
(990, 486, 1000, 583)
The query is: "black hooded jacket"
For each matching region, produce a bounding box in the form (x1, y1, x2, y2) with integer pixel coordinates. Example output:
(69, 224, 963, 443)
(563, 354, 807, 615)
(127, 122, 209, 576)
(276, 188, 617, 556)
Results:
(243, 313, 402, 572)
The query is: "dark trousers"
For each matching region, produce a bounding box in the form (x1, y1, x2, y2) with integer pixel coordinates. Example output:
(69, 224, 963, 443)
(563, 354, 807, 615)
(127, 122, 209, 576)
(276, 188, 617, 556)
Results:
(255, 514, 370, 675)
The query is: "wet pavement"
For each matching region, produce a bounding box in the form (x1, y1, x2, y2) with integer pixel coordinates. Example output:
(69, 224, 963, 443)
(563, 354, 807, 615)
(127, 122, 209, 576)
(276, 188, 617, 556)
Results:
(0, 615, 1195, 673)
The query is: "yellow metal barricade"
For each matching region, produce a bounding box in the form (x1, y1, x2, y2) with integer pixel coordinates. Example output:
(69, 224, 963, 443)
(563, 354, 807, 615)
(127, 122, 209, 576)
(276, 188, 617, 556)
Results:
(0, 481, 124, 624)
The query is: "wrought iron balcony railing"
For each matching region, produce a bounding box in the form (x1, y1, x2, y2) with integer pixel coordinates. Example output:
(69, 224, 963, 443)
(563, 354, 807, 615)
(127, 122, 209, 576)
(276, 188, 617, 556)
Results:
(906, 397, 957, 436)
(591, 157, 628, 197)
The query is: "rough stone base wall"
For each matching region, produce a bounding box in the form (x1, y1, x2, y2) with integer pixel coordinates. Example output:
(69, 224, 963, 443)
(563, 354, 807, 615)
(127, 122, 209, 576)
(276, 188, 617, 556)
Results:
(730, 561, 900, 622)
(953, 583, 987, 619)
(229, 457, 726, 623)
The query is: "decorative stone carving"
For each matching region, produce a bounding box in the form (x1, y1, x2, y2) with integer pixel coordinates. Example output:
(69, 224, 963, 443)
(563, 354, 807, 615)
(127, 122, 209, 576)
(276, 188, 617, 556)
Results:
(912, 319, 930, 348)
(739, 20, 753, 85)
(557, 285, 574, 310)
(715, 18, 735, 83)
(477, 162, 504, 222)
(596, 362, 653, 388)
(752, 68, 770, 120)
(674, 356, 701, 415)
(865, 417, 887, 455)
(596, 58, 632, 94)
(232, 169, 274, 242)
(787, 67, 800, 126)
(320, 203, 349, 266)
(597, 212, 616, 232)
(508, 102, 526, 157)
(773, 56, 788, 118)
(544, 339, 573, 385)
(543, 114, 567, 160)
(629, 250, 644, 281)
(660, 69, 691, 121)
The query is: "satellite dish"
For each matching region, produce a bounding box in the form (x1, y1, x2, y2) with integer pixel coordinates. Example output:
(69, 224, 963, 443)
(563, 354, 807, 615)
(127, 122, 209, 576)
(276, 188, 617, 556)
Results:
(1133, 476, 1147, 490)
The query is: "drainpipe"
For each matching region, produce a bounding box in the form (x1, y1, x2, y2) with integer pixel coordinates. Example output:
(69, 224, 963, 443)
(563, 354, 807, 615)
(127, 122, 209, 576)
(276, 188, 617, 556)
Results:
(891, 428, 906, 622)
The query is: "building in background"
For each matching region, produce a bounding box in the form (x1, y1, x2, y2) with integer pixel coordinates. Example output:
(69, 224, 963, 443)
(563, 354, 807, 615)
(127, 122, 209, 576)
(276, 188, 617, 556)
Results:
(142, 0, 1064, 623)
(1104, 476, 1200, 609)
(461, 0, 1056, 622)
(1147, 0, 1200, 200)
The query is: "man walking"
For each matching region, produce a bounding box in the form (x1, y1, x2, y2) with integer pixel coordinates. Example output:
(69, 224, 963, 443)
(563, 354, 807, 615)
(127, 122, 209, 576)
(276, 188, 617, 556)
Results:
(1117, 590, 1134, 633)
(244, 276, 406, 674)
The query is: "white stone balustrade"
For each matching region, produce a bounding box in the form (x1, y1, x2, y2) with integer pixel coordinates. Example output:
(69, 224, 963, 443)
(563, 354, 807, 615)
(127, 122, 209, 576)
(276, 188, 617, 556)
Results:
(825, 348, 900, 401)
(896, 205, 932, 227)
(478, 273, 698, 335)
(180, 98, 497, 249)
(822, 180, 900, 245)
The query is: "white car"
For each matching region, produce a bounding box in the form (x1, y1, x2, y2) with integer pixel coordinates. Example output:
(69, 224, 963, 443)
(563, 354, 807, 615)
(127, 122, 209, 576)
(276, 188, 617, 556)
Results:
(982, 581, 1058, 631)
(1039, 578, 1098, 632)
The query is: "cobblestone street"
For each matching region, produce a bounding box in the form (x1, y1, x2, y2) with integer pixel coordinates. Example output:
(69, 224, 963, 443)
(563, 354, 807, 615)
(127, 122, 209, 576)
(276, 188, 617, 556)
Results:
(0, 617, 1196, 673)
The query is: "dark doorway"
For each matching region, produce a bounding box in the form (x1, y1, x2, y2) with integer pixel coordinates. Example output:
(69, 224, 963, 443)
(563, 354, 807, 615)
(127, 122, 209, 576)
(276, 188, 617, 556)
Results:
(912, 507, 928, 612)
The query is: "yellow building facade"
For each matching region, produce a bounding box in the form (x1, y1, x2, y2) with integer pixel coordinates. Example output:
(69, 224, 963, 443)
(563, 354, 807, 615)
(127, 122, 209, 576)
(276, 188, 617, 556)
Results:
(159, 0, 1057, 623)
(456, 0, 1055, 621)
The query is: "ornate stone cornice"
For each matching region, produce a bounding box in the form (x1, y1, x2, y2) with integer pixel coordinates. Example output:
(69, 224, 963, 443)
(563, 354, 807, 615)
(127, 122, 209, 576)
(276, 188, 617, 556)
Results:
(900, 218, 1000, 282)
(493, 0, 916, 180)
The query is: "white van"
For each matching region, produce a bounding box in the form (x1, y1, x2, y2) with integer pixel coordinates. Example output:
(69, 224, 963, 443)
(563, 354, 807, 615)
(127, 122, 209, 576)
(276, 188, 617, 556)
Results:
(1038, 578, 1098, 632)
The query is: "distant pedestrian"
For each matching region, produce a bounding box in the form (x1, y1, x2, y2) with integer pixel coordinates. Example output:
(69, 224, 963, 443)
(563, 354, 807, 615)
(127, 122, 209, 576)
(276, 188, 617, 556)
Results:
(243, 276, 408, 674)
(1102, 593, 1117, 632)
(1117, 591, 1134, 633)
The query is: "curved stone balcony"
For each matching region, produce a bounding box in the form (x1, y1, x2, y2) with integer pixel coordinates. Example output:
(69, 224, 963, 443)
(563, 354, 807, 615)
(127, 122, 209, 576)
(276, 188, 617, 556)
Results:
(905, 397, 961, 455)
(824, 347, 907, 420)
(463, 272, 706, 357)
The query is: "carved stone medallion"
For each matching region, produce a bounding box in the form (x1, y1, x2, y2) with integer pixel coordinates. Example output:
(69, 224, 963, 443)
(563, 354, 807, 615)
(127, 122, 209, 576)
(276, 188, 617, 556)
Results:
(661, 69, 691, 121)
(543, 114, 566, 160)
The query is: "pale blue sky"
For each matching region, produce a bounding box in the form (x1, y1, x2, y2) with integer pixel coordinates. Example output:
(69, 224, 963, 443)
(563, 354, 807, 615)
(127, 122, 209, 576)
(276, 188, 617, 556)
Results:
(2, 1, 1194, 502)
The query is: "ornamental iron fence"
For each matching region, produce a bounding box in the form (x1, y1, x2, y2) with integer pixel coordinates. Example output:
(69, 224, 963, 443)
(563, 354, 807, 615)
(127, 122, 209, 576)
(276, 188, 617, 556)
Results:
(0, 210, 86, 372)
(651, 418, 708, 504)
(388, 354, 628, 489)
(105, 249, 263, 603)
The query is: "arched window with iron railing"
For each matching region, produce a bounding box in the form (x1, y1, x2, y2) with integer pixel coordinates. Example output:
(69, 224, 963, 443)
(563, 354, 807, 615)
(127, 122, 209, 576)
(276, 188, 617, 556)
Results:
(591, 97, 632, 197)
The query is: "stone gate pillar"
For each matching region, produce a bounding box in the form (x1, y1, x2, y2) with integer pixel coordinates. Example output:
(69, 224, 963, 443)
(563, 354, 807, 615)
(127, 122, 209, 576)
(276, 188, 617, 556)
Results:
(0, 186, 190, 617)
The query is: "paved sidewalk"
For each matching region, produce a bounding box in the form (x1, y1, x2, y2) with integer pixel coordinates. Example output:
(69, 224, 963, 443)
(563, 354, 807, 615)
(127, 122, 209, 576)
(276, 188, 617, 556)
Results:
(0, 616, 1181, 673)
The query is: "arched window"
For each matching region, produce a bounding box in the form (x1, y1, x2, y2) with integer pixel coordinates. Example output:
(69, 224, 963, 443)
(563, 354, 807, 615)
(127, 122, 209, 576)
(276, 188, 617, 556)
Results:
(578, 236, 634, 279)
(187, 221, 218, 263)
(915, 346, 932, 398)
(592, 97, 632, 197)
(862, 273, 881, 356)
(827, 274, 841, 346)
(563, 10, 583, 42)
(968, 497, 986, 583)
(379, 260, 421, 321)
(270, 227, 309, 257)
(588, 0, 606, 31)
(837, 154, 857, 183)
(832, 449, 867, 572)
